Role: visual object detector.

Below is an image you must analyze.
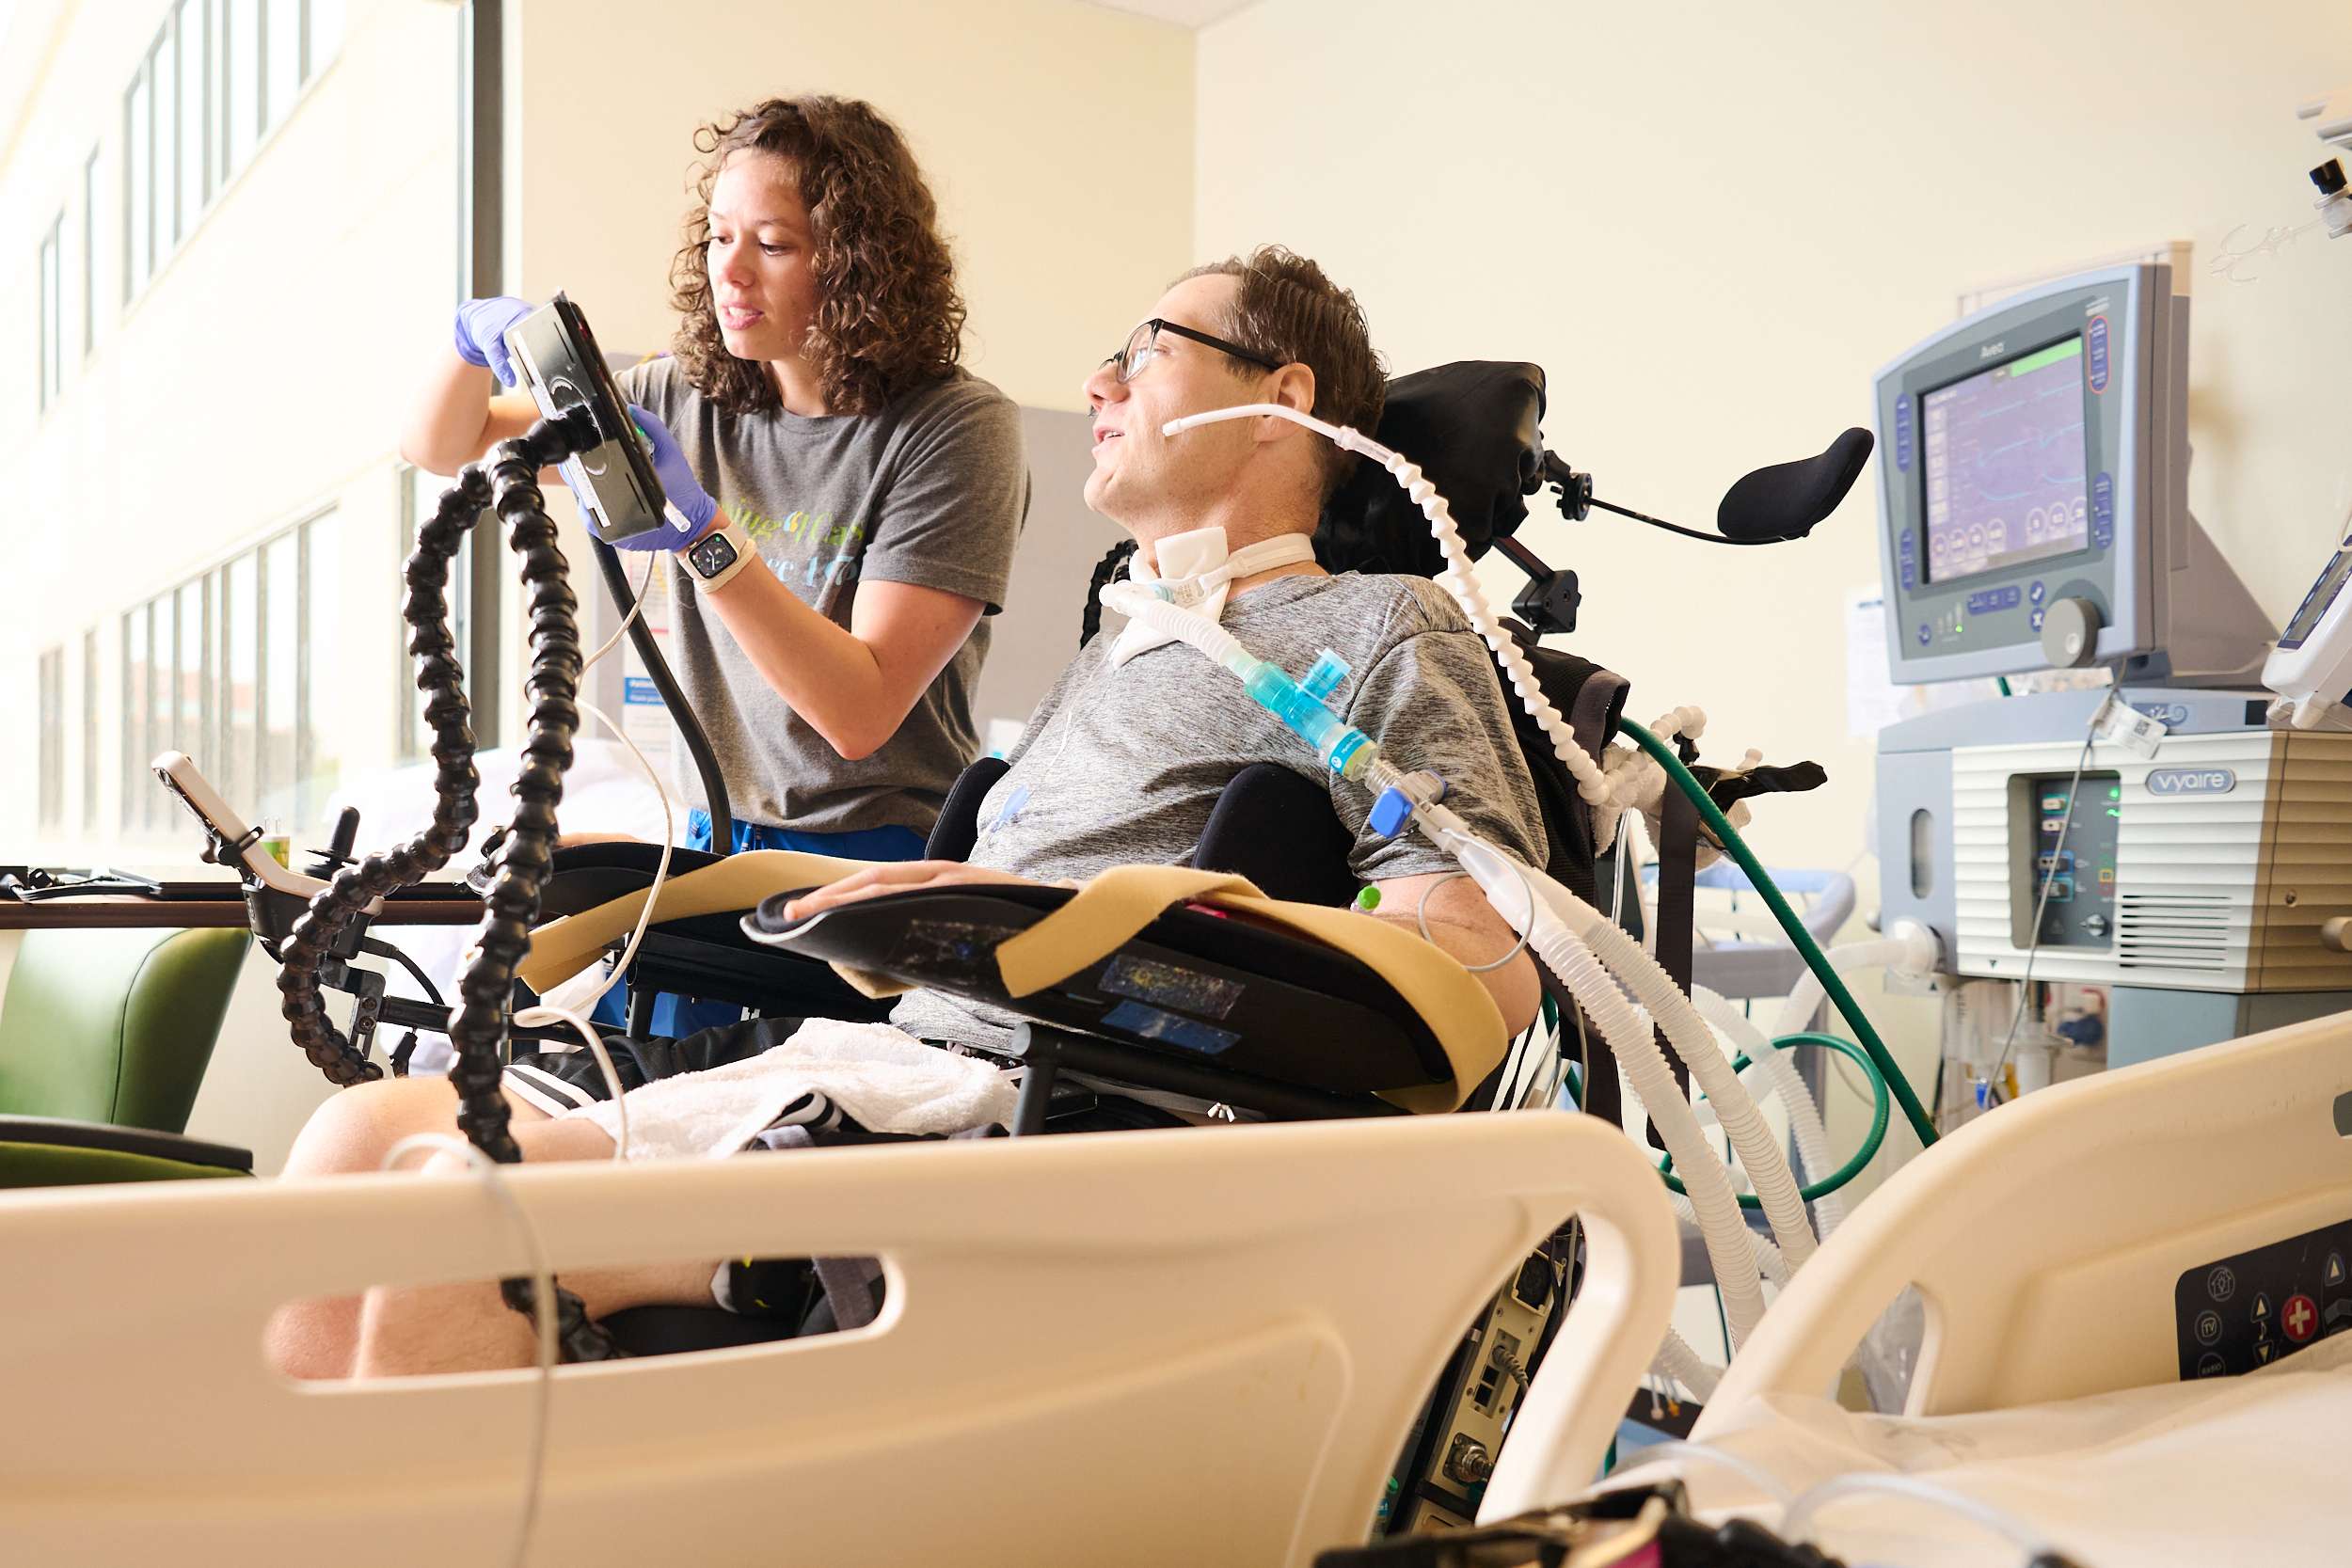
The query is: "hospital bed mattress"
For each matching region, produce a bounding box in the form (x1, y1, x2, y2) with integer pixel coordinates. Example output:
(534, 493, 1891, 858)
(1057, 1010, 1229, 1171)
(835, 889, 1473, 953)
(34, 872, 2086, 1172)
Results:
(1611, 1332, 2352, 1565)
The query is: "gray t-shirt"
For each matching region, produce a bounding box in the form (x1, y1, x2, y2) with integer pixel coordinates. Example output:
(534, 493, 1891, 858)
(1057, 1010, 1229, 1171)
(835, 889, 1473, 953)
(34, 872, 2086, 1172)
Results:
(619, 357, 1028, 835)
(889, 570, 1549, 1050)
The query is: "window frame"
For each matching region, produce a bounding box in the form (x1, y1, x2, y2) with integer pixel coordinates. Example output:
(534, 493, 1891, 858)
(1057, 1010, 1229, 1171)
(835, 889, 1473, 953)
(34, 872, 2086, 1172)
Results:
(117, 508, 340, 840)
(37, 214, 65, 411)
(81, 149, 99, 360)
(83, 627, 101, 833)
(118, 0, 344, 314)
(38, 648, 66, 834)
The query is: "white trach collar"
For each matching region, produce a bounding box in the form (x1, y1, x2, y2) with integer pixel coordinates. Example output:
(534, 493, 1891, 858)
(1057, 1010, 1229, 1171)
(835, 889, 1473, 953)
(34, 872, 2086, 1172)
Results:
(1106, 526, 1318, 667)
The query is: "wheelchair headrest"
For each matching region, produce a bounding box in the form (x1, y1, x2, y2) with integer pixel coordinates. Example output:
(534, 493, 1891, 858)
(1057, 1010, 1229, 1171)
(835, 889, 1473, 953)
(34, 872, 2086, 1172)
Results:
(1315, 361, 1549, 577)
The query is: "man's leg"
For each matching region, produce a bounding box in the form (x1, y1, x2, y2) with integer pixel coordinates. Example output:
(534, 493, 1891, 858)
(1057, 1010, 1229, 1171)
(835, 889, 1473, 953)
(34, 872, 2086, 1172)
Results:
(269, 1012, 800, 1378)
(349, 1115, 715, 1377)
(267, 1076, 549, 1380)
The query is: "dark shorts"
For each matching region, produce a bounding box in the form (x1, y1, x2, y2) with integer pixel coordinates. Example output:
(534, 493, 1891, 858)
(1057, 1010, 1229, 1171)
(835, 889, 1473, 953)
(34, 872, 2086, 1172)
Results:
(504, 1013, 802, 1116)
(505, 1014, 1195, 1136)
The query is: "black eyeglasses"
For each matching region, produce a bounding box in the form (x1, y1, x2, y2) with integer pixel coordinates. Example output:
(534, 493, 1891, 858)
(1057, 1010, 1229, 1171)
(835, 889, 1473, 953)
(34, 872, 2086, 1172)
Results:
(1104, 318, 1283, 384)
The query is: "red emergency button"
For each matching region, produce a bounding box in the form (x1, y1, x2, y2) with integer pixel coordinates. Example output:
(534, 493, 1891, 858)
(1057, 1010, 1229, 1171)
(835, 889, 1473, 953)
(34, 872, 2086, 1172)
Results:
(2284, 1293, 2319, 1343)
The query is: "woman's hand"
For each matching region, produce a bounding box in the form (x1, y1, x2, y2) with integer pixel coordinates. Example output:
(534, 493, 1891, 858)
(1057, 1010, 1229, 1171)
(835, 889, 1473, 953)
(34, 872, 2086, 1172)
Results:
(452, 296, 535, 387)
(606, 404, 721, 548)
(779, 861, 1041, 923)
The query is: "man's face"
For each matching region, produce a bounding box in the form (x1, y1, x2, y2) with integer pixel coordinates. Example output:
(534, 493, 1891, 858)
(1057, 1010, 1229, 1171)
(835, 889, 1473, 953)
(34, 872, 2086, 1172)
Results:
(1081, 274, 1269, 527)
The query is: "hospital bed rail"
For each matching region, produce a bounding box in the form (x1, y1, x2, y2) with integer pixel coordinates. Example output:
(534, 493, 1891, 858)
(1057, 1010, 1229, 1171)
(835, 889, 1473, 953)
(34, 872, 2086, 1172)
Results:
(0, 1108, 1677, 1568)
(1685, 1006, 2352, 1433)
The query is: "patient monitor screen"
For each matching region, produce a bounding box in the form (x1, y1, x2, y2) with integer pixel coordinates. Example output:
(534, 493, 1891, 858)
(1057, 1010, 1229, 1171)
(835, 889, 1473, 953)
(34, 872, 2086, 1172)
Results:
(1920, 335, 2090, 584)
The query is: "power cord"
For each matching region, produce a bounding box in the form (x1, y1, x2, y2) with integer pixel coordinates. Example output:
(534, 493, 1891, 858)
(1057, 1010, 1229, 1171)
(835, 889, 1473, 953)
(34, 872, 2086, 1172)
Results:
(1986, 688, 2113, 1105)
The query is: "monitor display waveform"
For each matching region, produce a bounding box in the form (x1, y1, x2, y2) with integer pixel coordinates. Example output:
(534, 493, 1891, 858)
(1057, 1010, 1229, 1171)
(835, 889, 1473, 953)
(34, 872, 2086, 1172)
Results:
(1921, 335, 2090, 584)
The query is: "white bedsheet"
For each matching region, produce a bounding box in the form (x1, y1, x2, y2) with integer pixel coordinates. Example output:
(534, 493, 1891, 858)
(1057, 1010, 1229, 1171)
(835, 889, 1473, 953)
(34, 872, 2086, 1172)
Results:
(1608, 1333, 2352, 1565)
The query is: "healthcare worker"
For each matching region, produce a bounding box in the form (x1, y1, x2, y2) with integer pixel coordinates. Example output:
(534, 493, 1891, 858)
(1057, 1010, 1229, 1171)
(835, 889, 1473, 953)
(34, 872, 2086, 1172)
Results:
(402, 94, 1028, 871)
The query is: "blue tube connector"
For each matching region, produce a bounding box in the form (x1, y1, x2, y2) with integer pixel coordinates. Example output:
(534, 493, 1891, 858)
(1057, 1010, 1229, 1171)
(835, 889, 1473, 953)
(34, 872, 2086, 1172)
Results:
(1238, 651, 1375, 778)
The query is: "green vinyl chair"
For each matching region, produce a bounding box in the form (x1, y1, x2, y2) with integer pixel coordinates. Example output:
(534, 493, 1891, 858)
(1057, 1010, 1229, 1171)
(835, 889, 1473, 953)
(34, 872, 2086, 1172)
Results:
(0, 926, 255, 1186)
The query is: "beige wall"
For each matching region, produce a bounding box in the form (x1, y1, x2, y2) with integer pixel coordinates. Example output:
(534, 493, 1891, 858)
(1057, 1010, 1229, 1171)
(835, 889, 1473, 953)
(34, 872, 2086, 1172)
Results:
(17, 0, 2346, 1179)
(1197, 0, 2352, 884)
(506, 0, 1199, 780)
(1196, 0, 2352, 1186)
(507, 0, 1194, 414)
(0, 1, 1200, 1172)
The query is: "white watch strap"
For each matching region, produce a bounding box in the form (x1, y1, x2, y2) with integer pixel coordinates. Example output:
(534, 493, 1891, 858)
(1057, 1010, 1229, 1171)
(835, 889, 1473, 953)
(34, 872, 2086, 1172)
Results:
(680, 518, 756, 592)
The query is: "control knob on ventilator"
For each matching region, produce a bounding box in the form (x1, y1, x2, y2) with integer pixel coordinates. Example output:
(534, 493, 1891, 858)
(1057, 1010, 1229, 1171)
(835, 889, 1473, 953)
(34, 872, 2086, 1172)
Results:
(2041, 597, 2103, 668)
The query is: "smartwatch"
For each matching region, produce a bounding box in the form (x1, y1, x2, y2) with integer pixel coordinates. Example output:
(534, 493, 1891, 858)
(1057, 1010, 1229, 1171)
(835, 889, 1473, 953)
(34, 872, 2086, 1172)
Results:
(679, 518, 756, 593)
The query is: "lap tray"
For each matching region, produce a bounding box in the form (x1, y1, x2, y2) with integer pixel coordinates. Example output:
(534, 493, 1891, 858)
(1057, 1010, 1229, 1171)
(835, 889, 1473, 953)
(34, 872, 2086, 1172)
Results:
(746, 882, 1454, 1098)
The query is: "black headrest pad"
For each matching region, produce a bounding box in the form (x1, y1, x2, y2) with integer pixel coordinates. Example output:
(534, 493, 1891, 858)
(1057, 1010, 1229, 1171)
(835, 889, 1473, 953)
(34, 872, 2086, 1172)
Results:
(1316, 362, 1549, 576)
(1715, 426, 1874, 544)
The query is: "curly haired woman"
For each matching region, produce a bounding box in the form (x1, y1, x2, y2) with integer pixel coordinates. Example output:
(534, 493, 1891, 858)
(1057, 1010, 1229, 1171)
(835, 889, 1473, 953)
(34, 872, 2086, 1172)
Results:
(401, 97, 1027, 890)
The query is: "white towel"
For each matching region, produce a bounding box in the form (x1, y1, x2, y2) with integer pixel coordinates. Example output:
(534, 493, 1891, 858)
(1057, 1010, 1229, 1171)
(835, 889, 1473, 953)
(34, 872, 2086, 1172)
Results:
(562, 1020, 1019, 1160)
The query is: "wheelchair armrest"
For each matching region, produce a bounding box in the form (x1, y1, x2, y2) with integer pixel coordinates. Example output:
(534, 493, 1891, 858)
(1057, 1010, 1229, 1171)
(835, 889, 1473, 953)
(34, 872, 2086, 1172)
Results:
(540, 842, 726, 918)
(0, 1115, 254, 1180)
(538, 843, 894, 1025)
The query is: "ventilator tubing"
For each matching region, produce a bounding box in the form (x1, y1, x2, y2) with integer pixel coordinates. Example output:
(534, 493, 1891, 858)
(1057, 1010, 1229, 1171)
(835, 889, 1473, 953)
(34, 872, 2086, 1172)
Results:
(1524, 877, 1772, 1346)
(1771, 927, 1938, 1043)
(1581, 914, 1818, 1276)
(1101, 575, 1788, 1347)
(1650, 1323, 1725, 1403)
(1437, 819, 1811, 1328)
(1152, 404, 1851, 1233)
(1692, 985, 1847, 1239)
(1444, 812, 1819, 1276)
(1669, 1189, 1786, 1289)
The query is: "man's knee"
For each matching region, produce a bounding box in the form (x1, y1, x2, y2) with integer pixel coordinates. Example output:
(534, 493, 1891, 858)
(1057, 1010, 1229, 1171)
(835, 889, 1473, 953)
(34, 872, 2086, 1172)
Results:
(281, 1078, 443, 1178)
(284, 1075, 563, 1179)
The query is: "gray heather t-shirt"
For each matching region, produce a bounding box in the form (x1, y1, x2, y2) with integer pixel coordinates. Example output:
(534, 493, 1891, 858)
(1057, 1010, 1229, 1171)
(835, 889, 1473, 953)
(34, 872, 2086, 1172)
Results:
(889, 569, 1549, 1051)
(618, 357, 1028, 835)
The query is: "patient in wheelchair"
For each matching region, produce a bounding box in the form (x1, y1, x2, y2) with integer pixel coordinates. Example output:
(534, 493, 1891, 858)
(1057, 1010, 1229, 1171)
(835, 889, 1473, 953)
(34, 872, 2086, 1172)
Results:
(272, 245, 1548, 1379)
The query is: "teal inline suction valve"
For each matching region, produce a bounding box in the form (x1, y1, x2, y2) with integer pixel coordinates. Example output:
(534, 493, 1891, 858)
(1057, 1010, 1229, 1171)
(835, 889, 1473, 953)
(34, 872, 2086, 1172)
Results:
(1234, 657, 1376, 779)
(1302, 649, 1350, 703)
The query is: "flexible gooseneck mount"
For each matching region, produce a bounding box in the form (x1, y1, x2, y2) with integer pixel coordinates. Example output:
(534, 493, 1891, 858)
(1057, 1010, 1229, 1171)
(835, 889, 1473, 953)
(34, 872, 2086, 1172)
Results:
(278, 405, 625, 1361)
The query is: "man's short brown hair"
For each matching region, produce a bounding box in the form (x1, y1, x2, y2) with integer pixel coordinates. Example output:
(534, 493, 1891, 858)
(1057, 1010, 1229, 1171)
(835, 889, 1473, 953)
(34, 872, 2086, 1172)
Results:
(1175, 246, 1386, 500)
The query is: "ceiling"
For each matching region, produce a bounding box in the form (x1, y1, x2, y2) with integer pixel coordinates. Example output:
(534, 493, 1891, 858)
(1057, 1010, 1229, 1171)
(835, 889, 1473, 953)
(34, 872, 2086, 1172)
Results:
(1081, 0, 1261, 28)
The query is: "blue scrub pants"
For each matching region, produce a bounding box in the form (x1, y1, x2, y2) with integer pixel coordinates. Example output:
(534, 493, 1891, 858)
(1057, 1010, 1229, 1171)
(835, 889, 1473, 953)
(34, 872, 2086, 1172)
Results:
(589, 809, 928, 1040)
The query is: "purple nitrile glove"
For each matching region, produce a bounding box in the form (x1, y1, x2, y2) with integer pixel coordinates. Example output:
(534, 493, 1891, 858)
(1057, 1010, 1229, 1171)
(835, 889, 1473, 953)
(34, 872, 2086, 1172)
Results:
(603, 403, 721, 549)
(452, 296, 534, 387)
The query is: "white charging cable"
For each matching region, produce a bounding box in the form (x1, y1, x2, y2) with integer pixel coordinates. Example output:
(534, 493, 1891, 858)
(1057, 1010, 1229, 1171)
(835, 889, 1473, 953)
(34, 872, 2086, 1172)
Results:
(1781, 1471, 2064, 1560)
(380, 1132, 559, 1568)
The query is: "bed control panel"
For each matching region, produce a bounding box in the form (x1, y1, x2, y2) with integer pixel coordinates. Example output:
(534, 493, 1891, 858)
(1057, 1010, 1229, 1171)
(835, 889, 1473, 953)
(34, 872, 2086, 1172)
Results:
(2175, 1214, 2352, 1380)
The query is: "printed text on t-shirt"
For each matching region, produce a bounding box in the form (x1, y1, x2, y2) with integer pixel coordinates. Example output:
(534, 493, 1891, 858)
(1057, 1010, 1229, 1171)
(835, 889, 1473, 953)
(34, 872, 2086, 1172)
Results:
(730, 499, 867, 591)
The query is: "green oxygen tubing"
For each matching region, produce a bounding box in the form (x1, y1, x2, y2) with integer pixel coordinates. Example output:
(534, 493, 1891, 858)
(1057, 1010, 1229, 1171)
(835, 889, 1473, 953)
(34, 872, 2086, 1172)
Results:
(1618, 717, 1938, 1148)
(1657, 1032, 1891, 1205)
